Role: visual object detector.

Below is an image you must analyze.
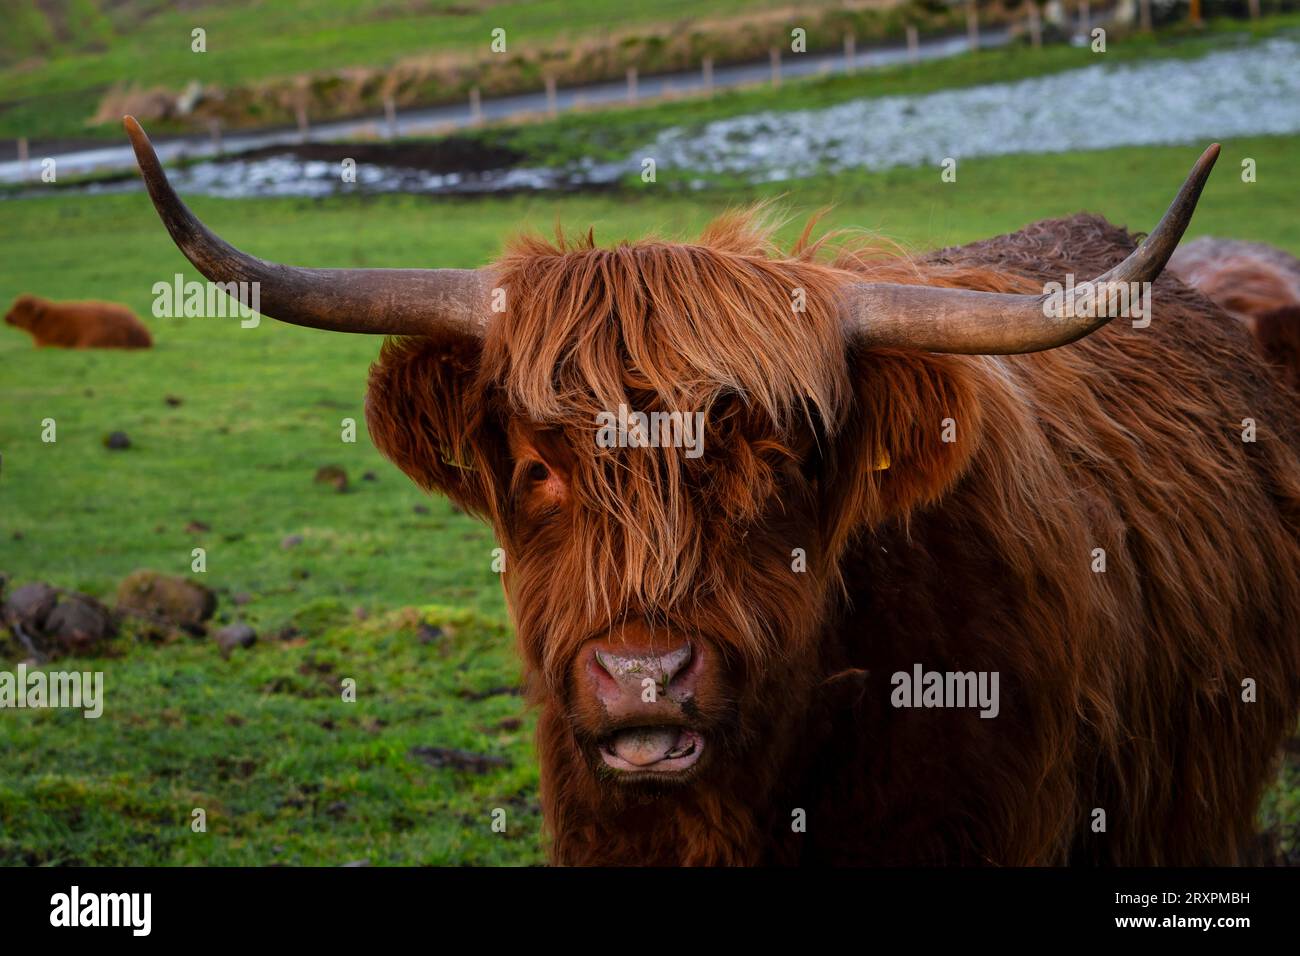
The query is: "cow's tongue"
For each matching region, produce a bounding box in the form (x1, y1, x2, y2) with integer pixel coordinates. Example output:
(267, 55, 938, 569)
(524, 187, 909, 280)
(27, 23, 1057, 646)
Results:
(608, 727, 684, 767)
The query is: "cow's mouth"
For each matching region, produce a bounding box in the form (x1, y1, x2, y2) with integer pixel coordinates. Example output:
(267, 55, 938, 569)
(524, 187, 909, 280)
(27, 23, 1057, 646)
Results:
(599, 726, 704, 774)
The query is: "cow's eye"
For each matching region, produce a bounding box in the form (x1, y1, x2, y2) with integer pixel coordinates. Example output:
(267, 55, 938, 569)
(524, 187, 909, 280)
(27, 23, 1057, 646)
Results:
(526, 462, 550, 483)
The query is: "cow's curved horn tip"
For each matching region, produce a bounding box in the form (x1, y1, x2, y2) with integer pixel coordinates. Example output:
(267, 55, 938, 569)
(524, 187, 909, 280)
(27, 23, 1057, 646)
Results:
(122, 115, 146, 144)
(1190, 143, 1222, 174)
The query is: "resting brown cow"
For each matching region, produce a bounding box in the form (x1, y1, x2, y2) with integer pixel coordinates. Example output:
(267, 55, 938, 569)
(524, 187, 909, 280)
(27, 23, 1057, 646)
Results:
(4, 293, 152, 349)
(126, 117, 1300, 865)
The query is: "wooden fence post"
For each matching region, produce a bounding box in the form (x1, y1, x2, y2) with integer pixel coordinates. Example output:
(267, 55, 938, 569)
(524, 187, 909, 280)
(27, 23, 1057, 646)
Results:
(383, 96, 397, 140)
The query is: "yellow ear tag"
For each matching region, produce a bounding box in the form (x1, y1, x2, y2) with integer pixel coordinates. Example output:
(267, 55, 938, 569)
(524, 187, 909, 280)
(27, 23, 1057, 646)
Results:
(872, 447, 891, 472)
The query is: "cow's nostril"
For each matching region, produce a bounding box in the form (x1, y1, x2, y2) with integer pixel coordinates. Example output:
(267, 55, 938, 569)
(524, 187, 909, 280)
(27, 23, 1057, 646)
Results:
(593, 643, 694, 692)
(657, 643, 693, 687)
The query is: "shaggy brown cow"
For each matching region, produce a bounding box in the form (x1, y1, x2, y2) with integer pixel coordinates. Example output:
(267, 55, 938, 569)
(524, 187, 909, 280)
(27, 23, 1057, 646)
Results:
(4, 294, 152, 349)
(125, 116, 1300, 866)
(1170, 237, 1300, 392)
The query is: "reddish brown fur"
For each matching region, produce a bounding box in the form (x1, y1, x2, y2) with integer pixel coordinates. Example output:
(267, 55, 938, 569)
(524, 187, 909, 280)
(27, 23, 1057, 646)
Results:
(1169, 237, 1300, 321)
(365, 211, 1300, 865)
(1253, 306, 1300, 393)
(1169, 238, 1300, 394)
(4, 294, 152, 349)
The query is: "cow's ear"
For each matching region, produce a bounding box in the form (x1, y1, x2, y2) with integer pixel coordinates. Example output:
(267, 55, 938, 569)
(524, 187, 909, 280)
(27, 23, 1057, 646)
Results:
(830, 347, 984, 531)
(365, 332, 502, 516)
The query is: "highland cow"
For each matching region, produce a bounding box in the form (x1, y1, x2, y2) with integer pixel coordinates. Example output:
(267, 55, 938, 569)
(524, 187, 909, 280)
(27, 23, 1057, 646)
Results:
(4, 293, 152, 349)
(126, 116, 1300, 866)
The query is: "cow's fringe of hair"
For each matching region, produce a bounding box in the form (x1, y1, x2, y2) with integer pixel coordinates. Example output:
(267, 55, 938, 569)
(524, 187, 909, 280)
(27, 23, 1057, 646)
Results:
(482, 208, 1040, 643)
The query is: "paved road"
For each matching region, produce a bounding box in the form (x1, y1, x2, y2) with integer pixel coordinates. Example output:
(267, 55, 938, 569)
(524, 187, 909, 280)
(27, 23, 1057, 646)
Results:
(0, 26, 1019, 184)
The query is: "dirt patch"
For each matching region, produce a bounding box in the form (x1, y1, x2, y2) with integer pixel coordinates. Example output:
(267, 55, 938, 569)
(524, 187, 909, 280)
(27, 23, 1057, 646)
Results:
(409, 745, 510, 774)
(456, 684, 523, 702)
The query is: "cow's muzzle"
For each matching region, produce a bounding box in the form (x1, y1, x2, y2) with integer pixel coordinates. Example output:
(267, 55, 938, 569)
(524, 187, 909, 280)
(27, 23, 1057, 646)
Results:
(580, 634, 707, 777)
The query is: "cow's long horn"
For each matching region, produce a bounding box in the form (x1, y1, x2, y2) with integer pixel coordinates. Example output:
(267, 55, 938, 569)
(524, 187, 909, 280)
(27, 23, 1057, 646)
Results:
(124, 116, 488, 336)
(843, 144, 1220, 354)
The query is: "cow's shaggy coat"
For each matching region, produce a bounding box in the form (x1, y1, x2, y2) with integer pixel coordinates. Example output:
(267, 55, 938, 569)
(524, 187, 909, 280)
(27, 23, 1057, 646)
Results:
(365, 210, 1300, 865)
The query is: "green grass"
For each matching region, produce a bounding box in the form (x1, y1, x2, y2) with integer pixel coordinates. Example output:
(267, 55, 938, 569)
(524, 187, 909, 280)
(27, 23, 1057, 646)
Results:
(2, 138, 1299, 864)
(0, 605, 540, 865)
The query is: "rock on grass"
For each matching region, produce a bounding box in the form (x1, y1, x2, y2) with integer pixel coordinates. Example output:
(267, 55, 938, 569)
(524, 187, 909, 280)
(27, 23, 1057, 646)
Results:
(2, 582, 58, 633)
(45, 596, 116, 652)
(1, 582, 116, 657)
(314, 465, 348, 493)
(214, 623, 257, 656)
(115, 570, 216, 637)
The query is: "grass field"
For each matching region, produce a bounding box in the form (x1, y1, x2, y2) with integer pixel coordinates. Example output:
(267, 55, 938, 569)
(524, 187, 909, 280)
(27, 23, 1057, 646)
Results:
(3, 135, 1300, 864)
